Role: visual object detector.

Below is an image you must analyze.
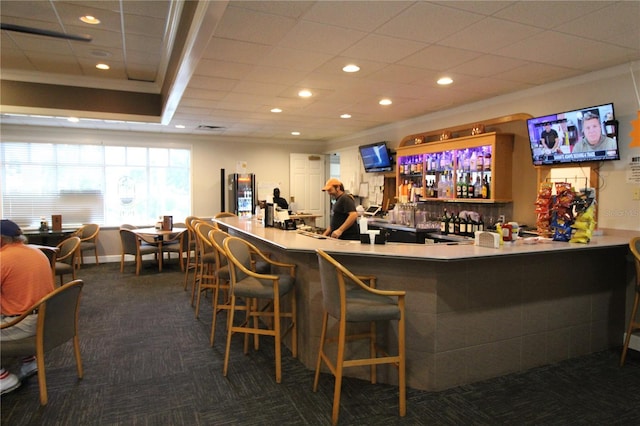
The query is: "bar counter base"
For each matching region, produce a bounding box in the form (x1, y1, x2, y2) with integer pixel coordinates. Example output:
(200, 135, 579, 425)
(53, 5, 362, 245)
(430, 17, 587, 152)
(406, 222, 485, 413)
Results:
(227, 228, 628, 391)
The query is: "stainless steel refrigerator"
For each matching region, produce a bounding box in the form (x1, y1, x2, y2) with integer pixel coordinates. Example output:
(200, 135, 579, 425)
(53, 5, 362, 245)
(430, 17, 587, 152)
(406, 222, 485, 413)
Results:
(229, 173, 256, 217)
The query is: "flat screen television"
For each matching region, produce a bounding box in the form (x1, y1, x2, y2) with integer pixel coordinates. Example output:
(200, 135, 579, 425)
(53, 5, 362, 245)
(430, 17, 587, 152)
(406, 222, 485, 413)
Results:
(527, 102, 619, 166)
(359, 141, 393, 173)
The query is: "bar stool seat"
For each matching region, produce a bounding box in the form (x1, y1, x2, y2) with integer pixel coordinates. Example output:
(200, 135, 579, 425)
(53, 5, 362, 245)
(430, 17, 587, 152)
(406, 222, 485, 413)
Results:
(314, 249, 406, 425)
(222, 236, 297, 384)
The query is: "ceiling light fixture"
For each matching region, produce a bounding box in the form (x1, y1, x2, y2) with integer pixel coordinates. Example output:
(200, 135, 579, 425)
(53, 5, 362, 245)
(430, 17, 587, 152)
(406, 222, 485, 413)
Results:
(342, 64, 360, 73)
(67, 117, 79, 123)
(437, 77, 453, 85)
(379, 99, 392, 106)
(271, 108, 282, 113)
(291, 131, 301, 136)
(340, 114, 351, 119)
(96, 63, 110, 70)
(175, 124, 185, 129)
(80, 15, 100, 24)
(298, 90, 312, 98)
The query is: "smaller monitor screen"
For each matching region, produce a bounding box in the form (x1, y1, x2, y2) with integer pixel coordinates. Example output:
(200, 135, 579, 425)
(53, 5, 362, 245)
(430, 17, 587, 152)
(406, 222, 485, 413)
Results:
(359, 142, 392, 173)
(527, 102, 619, 166)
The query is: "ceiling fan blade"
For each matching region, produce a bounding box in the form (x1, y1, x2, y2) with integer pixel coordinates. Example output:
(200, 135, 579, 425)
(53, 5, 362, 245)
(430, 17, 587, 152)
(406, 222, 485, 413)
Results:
(1, 23, 92, 42)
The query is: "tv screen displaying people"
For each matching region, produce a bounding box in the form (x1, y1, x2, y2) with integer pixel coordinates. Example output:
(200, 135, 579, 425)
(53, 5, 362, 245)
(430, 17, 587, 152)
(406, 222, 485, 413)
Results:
(527, 103, 619, 166)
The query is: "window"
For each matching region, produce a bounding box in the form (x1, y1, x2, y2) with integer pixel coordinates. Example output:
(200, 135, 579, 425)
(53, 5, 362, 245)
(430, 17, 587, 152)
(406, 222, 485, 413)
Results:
(1, 142, 191, 228)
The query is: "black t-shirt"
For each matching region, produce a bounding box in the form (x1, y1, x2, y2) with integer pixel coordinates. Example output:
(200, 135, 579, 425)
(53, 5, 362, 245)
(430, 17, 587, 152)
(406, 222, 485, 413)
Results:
(330, 193, 359, 240)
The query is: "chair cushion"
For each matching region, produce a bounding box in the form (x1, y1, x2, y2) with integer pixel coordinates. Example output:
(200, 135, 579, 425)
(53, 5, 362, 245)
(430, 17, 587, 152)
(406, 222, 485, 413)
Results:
(80, 241, 96, 250)
(139, 245, 159, 256)
(202, 252, 216, 264)
(1, 335, 36, 357)
(345, 289, 400, 322)
(55, 262, 74, 275)
(216, 265, 230, 281)
(233, 274, 294, 299)
(254, 260, 270, 274)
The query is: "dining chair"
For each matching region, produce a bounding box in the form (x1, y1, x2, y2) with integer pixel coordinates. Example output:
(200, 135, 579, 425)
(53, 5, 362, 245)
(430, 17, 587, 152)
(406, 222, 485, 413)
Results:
(54, 236, 81, 286)
(314, 249, 406, 425)
(193, 221, 218, 314)
(36, 245, 58, 282)
(222, 236, 297, 383)
(621, 236, 640, 366)
(119, 229, 160, 275)
(74, 223, 100, 267)
(0, 279, 84, 405)
(161, 228, 188, 271)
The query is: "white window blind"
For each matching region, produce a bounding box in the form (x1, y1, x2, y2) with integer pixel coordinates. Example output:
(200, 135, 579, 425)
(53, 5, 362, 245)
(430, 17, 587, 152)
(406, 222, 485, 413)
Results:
(1, 142, 191, 228)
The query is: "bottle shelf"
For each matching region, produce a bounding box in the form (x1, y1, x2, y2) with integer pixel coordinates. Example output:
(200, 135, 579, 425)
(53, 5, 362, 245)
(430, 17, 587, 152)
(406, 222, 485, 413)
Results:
(395, 132, 513, 204)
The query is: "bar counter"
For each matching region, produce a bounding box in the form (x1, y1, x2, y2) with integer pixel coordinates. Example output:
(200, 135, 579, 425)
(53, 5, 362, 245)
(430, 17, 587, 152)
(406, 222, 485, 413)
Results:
(215, 216, 636, 391)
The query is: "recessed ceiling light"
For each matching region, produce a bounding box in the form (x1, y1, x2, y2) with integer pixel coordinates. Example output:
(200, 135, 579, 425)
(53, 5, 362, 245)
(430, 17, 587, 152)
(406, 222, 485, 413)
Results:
(379, 99, 392, 106)
(96, 63, 110, 70)
(291, 131, 301, 136)
(80, 15, 100, 24)
(175, 124, 185, 129)
(298, 90, 312, 98)
(271, 108, 282, 113)
(340, 114, 351, 119)
(437, 77, 453, 85)
(67, 117, 79, 123)
(342, 64, 360, 73)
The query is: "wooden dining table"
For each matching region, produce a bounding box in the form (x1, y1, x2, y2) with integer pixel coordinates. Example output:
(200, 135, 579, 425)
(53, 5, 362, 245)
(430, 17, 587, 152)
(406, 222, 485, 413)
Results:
(130, 227, 186, 272)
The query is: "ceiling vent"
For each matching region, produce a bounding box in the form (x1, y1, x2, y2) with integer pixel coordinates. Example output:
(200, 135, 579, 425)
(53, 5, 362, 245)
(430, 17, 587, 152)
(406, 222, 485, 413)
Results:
(197, 125, 225, 131)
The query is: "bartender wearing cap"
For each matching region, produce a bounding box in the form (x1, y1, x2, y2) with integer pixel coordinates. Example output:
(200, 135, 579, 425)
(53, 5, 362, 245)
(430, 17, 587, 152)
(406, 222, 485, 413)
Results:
(321, 178, 359, 240)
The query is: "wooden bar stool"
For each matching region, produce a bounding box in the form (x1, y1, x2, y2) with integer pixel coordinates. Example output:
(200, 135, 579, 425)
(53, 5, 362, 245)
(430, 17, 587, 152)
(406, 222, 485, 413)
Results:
(314, 249, 406, 425)
(222, 236, 297, 383)
(621, 237, 640, 366)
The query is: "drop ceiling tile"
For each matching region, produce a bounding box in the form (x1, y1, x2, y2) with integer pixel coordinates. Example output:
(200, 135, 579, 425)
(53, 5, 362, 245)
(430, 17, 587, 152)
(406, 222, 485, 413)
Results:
(277, 20, 367, 55)
(312, 56, 388, 78)
(193, 59, 254, 79)
(215, 6, 298, 45)
(493, 1, 609, 29)
(368, 64, 439, 84)
(449, 55, 529, 78)
(341, 33, 427, 63)
(494, 63, 581, 85)
(399, 44, 481, 71)
(257, 46, 333, 72)
(438, 17, 543, 53)
(376, 2, 485, 44)
(242, 65, 308, 85)
(187, 76, 239, 91)
(231, 1, 315, 19)
(203, 38, 272, 64)
(303, 1, 412, 32)
(557, 1, 640, 44)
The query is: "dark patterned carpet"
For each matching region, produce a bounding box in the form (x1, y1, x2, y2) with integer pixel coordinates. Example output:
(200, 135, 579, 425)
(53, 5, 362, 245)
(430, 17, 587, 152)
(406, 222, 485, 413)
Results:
(2, 260, 640, 425)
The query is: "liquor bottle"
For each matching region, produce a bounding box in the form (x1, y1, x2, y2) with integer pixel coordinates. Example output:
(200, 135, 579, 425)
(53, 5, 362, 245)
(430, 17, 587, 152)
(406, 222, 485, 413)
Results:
(483, 147, 492, 171)
(453, 213, 460, 235)
(474, 176, 482, 199)
(481, 176, 489, 199)
(462, 174, 468, 198)
(477, 215, 485, 232)
(469, 217, 478, 237)
(456, 174, 463, 198)
(440, 209, 449, 235)
(469, 150, 477, 171)
(448, 212, 456, 235)
(467, 174, 475, 199)
(476, 149, 484, 172)
(459, 214, 468, 236)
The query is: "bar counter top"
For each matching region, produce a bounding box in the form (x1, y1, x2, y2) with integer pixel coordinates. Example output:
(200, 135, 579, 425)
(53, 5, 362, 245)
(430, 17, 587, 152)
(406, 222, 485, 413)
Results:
(215, 216, 636, 261)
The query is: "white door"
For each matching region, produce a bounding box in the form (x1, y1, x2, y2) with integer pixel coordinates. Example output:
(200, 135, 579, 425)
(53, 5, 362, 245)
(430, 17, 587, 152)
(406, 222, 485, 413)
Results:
(290, 153, 326, 228)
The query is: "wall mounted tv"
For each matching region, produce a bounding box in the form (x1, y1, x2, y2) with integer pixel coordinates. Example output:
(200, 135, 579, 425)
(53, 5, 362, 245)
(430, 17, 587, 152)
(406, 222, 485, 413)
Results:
(527, 102, 619, 166)
(359, 141, 393, 173)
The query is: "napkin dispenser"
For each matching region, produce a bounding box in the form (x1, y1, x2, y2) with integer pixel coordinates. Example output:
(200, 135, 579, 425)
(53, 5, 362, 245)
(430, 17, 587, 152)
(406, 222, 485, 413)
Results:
(263, 203, 274, 227)
(475, 231, 500, 249)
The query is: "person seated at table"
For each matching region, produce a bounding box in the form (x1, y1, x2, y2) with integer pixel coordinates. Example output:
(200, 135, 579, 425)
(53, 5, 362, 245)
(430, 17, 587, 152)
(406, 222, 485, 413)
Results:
(272, 188, 289, 210)
(0, 220, 55, 395)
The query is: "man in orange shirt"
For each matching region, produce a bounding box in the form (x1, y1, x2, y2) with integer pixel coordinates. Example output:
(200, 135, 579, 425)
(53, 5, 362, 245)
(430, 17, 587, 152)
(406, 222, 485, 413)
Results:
(1, 219, 55, 395)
